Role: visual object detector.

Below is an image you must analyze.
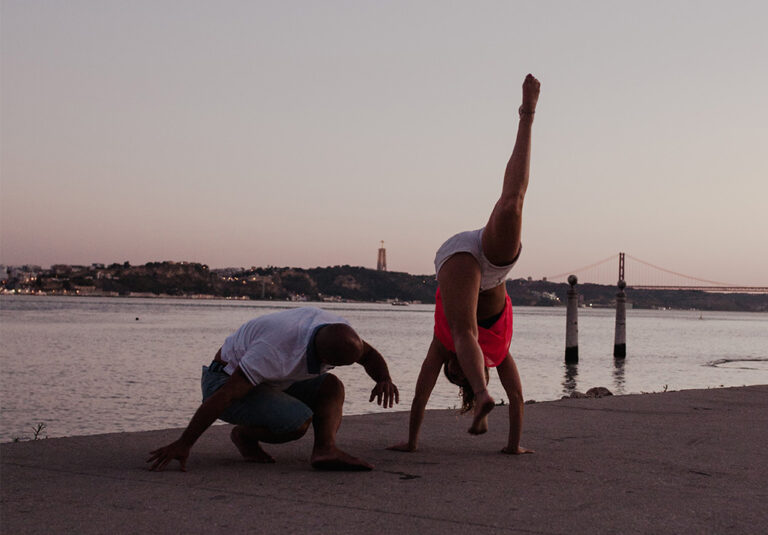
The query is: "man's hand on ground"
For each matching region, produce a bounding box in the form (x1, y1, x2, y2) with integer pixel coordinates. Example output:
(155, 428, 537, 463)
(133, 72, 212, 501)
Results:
(146, 440, 190, 471)
(369, 380, 399, 408)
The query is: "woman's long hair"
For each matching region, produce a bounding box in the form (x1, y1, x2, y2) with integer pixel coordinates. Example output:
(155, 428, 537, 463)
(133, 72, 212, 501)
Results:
(444, 359, 490, 413)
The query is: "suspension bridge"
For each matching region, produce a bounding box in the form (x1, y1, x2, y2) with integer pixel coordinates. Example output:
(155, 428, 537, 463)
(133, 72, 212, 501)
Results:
(545, 253, 768, 294)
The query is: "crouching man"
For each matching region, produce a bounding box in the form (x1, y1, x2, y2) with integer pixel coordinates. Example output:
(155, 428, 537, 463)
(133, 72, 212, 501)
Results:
(147, 306, 399, 472)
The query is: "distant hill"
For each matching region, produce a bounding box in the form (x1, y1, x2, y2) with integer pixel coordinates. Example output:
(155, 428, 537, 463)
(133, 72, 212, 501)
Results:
(3, 261, 766, 312)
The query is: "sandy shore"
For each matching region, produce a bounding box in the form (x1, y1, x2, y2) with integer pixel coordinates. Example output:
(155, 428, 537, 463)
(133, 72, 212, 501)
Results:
(2, 385, 767, 534)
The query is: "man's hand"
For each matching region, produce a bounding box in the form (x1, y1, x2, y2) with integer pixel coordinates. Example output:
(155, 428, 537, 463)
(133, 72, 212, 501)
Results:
(386, 441, 416, 453)
(369, 380, 399, 408)
(520, 73, 540, 114)
(145, 366, 251, 472)
(500, 445, 534, 455)
(146, 440, 191, 471)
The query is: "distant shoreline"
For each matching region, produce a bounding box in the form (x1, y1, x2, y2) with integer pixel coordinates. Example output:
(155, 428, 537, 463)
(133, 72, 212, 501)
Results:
(3, 287, 768, 314)
(2, 262, 766, 312)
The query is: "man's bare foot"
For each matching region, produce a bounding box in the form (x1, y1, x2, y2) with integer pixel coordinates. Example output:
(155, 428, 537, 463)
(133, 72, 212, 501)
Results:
(468, 390, 495, 435)
(311, 446, 373, 471)
(230, 427, 275, 463)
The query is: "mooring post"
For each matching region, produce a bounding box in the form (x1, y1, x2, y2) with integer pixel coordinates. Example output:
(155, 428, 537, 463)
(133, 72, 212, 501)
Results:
(614, 279, 626, 358)
(565, 275, 579, 364)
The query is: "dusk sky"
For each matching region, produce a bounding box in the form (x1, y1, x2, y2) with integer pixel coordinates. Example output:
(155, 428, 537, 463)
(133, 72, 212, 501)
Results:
(2, 1, 767, 286)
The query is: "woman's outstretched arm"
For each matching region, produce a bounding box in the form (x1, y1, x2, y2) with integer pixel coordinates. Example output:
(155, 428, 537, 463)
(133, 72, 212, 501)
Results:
(387, 337, 445, 451)
(496, 354, 534, 454)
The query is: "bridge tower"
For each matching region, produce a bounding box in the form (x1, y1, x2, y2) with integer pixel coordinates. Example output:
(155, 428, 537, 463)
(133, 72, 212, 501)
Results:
(377, 241, 387, 271)
(618, 252, 625, 283)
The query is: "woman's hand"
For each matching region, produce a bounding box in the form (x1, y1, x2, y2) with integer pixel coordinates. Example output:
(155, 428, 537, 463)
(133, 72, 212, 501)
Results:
(387, 441, 416, 453)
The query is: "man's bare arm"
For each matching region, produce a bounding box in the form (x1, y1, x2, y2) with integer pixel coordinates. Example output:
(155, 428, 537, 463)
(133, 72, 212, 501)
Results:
(146, 368, 254, 471)
(359, 341, 399, 408)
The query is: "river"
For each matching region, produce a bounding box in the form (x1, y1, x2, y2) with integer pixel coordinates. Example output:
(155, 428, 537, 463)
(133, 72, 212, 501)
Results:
(1, 295, 766, 441)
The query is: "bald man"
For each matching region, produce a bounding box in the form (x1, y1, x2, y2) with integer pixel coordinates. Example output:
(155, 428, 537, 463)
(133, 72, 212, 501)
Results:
(147, 307, 399, 472)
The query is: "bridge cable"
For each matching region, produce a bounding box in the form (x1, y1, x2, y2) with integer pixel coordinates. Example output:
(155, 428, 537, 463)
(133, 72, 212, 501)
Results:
(624, 254, 736, 287)
(546, 253, 619, 281)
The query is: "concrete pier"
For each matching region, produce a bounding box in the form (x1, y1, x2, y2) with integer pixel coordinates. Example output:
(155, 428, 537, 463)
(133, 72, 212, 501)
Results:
(3, 385, 767, 534)
(565, 275, 579, 364)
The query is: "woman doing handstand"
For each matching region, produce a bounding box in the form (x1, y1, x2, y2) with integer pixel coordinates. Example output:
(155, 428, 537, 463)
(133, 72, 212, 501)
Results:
(389, 74, 539, 455)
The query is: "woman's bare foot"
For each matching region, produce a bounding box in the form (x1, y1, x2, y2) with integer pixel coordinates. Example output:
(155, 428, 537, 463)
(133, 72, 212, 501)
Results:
(230, 426, 275, 463)
(520, 73, 540, 114)
(469, 412, 490, 435)
(468, 389, 495, 435)
(311, 446, 373, 471)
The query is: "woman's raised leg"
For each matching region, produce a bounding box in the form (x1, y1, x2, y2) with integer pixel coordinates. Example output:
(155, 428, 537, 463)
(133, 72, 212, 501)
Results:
(482, 74, 540, 266)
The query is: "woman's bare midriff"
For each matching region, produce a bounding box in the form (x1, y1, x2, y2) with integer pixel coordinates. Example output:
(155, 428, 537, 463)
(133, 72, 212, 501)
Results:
(477, 284, 507, 321)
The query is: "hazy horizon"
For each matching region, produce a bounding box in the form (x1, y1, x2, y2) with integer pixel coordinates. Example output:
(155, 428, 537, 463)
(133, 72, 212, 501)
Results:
(2, 1, 767, 285)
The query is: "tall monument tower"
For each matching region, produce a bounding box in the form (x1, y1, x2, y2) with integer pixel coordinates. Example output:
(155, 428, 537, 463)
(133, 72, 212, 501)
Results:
(377, 240, 387, 271)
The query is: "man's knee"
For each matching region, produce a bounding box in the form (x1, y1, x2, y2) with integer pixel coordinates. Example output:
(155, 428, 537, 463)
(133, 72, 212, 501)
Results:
(272, 417, 312, 443)
(319, 373, 345, 399)
(293, 417, 312, 438)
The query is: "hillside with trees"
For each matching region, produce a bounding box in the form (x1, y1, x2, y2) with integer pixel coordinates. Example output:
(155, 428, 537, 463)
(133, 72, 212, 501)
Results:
(2, 262, 766, 312)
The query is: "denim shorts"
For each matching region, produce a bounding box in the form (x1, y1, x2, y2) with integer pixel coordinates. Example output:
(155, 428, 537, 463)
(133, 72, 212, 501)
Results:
(201, 361, 327, 435)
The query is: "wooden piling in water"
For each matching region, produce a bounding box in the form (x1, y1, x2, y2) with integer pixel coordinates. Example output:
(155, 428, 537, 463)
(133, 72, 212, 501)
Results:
(614, 279, 626, 358)
(565, 275, 579, 364)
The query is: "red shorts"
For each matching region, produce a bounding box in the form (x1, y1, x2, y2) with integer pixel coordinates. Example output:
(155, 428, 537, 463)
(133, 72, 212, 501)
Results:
(433, 288, 514, 368)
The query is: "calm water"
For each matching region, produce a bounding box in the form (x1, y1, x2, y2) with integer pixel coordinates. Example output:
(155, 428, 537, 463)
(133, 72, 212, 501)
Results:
(1, 295, 767, 442)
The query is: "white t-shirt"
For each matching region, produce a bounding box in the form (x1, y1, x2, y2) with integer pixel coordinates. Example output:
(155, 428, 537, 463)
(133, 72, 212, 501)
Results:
(219, 307, 350, 388)
(433, 227, 521, 291)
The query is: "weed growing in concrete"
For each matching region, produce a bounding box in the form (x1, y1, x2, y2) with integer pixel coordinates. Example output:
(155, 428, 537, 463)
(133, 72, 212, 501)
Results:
(12, 422, 48, 442)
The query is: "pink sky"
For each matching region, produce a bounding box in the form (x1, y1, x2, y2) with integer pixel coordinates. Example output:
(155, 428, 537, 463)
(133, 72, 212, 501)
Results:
(2, 1, 767, 285)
